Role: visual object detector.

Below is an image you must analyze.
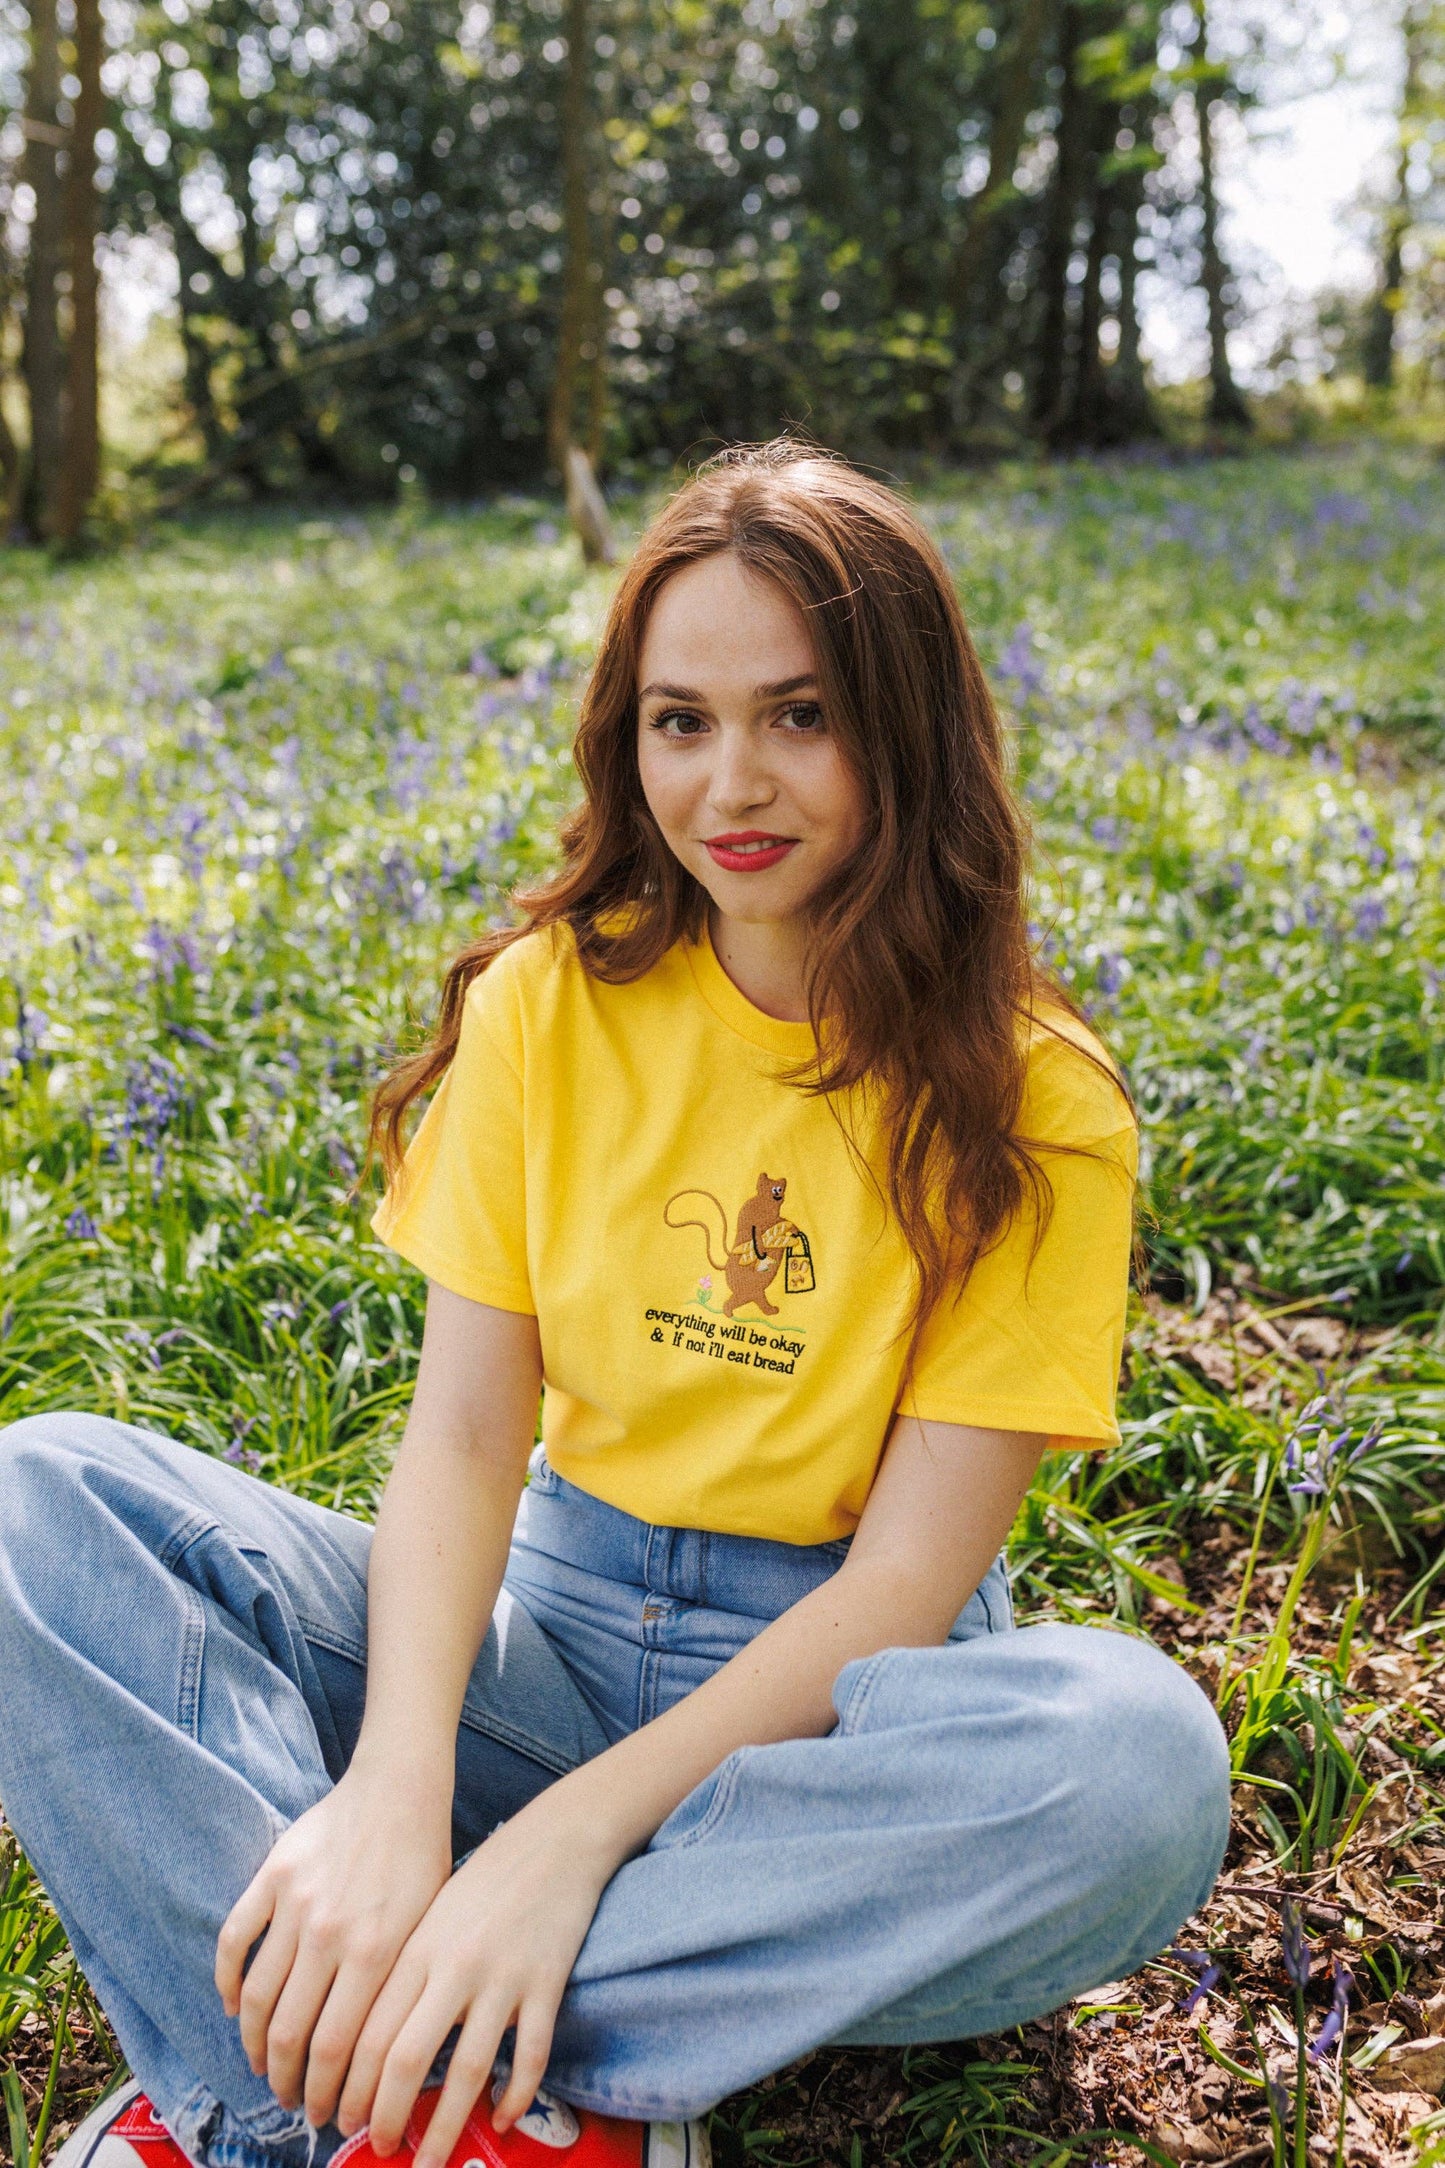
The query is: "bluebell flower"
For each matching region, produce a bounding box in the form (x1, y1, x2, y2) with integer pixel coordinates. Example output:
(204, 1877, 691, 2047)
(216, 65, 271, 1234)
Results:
(1279, 1899, 1311, 1989)
(1170, 1948, 1222, 2014)
(1309, 1963, 1352, 2060)
(120, 1053, 188, 1153)
(327, 1137, 360, 1181)
(65, 1207, 99, 1240)
(995, 622, 1047, 702)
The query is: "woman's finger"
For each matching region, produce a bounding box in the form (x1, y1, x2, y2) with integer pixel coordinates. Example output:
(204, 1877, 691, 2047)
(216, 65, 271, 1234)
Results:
(490, 1997, 557, 2133)
(301, 1950, 396, 2131)
(369, 1986, 482, 2161)
(263, 1941, 340, 2110)
(336, 1949, 429, 2142)
(235, 1912, 301, 2072)
(214, 1867, 277, 2013)
(411, 2000, 512, 2168)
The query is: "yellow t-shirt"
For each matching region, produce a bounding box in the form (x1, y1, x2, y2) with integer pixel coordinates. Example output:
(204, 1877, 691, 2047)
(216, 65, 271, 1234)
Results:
(371, 921, 1137, 1544)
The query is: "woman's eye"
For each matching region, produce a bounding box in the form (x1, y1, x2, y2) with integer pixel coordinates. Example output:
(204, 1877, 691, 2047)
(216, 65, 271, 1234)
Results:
(780, 702, 825, 732)
(652, 710, 708, 737)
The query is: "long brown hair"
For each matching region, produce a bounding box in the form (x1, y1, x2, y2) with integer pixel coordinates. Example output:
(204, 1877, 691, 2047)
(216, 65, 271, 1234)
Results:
(370, 439, 1123, 1347)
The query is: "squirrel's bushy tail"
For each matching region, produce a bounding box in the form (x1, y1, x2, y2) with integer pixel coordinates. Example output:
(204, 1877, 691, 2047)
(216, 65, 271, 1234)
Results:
(663, 1189, 729, 1272)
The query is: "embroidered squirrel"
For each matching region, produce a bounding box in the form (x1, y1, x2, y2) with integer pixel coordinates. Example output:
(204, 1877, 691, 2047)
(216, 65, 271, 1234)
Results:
(665, 1174, 801, 1319)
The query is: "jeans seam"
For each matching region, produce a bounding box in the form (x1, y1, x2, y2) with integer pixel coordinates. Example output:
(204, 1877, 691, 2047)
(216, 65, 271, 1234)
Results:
(295, 1617, 367, 1665)
(666, 1748, 745, 1851)
(175, 1581, 206, 1739)
(456, 1703, 580, 1779)
(835, 1648, 891, 1735)
(298, 1620, 580, 1778)
(158, 1511, 228, 1574)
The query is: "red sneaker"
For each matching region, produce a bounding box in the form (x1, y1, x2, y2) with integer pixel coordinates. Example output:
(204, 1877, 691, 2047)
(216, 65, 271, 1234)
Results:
(333, 2083, 709, 2168)
(49, 2081, 196, 2168)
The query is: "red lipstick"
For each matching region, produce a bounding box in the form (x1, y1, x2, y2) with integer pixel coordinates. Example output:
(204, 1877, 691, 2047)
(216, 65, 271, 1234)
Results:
(703, 831, 798, 872)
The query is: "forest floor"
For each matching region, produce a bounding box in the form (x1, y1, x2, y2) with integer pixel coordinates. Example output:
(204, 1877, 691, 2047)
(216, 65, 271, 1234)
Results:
(2, 440, 1444, 2166)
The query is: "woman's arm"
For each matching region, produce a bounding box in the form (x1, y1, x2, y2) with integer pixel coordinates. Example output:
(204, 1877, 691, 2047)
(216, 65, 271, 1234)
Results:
(348, 1286, 542, 1793)
(342, 1408, 1045, 2167)
(214, 1285, 542, 2128)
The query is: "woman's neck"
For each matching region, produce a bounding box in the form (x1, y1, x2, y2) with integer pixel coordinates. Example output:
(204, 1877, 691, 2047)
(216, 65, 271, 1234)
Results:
(707, 904, 814, 1024)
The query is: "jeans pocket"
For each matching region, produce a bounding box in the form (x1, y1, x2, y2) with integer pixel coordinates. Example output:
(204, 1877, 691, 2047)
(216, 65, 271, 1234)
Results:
(526, 1446, 560, 1496)
(650, 1747, 748, 1851)
(947, 1551, 1014, 1642)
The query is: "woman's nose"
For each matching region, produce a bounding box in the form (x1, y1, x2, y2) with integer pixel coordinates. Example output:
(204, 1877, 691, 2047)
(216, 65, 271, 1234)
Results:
(708, 727, 774, 817)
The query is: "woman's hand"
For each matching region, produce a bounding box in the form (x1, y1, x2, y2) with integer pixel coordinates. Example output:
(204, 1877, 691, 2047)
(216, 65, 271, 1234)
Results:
(336, 1793, 612, 2168)
(214, 1761, 454, 2130)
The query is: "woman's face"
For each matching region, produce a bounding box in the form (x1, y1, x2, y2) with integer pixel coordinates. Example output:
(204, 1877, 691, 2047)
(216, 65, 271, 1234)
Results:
(635, 552, 867, 930)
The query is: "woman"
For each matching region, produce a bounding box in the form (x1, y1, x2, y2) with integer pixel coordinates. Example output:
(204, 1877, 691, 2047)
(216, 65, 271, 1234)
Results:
(0, 443, 1229, 2168)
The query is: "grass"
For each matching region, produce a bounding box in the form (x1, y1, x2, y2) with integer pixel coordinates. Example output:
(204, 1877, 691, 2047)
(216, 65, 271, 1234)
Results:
(1, 438, 1443, 2165)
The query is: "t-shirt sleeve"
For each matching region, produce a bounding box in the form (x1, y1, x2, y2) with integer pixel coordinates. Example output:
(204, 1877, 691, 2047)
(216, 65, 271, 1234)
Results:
(901, 1035, 1137, 1451)
(369, 967, 534, 1314)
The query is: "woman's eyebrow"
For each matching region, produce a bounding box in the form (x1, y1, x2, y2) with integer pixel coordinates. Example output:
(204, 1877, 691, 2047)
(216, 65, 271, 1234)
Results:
(637, 674, 818, 702)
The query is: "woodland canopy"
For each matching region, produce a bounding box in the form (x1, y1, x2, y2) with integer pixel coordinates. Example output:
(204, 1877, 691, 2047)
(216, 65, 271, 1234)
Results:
(1, 0, 1443, 535)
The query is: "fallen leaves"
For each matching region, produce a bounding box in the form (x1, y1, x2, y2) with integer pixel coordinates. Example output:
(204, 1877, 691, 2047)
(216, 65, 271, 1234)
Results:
(1371, 2033, 1445, 2095)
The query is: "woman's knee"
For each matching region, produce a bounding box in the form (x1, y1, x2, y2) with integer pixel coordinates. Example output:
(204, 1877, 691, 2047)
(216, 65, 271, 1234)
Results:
(1036, 1622, 1231, 1911)
(0, 1411, 169, 1594)
(1, 1408, 134, 1504)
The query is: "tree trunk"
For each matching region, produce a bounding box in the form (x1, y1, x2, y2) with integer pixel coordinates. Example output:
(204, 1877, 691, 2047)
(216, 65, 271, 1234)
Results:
(1193, 2, 1250, 430)
(947, 0, 1052, 429)
(1050, 99, 1118, 448)
(0, 365, 22, 534)
(1030, 1, 1087, 436)
(547, 0, 592, 476)
(1363, 1, 1426, 390)
(949, 0, 1053, 314)
(1103, 171, 1160, 439)
(53, 0, 103, 543)
(21, 0, 65, 539)
(584, 177, 614, 466)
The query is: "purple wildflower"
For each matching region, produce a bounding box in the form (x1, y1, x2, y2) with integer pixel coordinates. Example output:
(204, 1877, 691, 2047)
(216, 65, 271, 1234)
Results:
(326, 1137, 359, 1181)
(1170, 1948, 1222, 2014)
(1350, 1419, 1385, 1463)
(65, 1207, 99, 1240)
(1286, 1403, 1383, 1495)
(120, 1054, 188, 1153)
(995, 622, 1047, 703)
(1309, 1963, 1353, 2060)
(1279, 1899, 1311, 1990)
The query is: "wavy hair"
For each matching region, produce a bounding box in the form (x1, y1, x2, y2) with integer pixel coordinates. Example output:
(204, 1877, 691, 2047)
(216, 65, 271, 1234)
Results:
(370, 439, 1125, 1351)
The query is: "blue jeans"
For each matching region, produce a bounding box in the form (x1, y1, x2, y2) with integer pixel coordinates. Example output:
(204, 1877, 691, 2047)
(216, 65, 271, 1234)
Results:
(0, 1413, 1229, 2166)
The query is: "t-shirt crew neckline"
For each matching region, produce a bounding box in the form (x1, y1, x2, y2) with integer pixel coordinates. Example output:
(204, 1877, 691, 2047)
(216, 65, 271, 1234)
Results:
(684, 920, 820, 1058)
